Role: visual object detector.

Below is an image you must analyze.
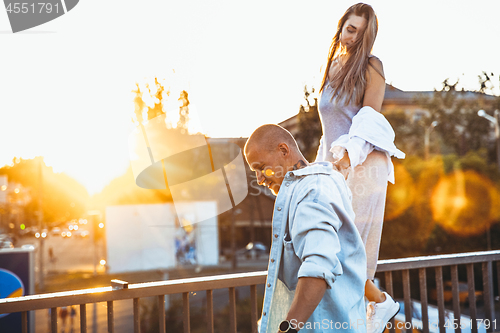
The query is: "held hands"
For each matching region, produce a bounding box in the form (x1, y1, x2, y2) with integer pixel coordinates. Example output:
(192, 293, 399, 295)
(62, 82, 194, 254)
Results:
(329, 146, 350, 179)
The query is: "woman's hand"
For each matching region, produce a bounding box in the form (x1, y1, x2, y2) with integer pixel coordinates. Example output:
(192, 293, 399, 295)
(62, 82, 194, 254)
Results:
(330, 146, 350, 179)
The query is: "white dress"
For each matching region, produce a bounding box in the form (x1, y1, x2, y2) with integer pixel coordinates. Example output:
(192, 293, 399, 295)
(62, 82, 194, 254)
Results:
(315, 70, 390, 280)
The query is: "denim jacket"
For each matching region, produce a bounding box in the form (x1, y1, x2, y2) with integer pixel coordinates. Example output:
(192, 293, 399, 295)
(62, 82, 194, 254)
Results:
(259, 162, 367, 333)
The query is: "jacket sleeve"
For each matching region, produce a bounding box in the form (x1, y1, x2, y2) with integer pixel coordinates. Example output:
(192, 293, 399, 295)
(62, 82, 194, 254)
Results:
(290, 176, 353, 288)
(330, 135, 374, 169)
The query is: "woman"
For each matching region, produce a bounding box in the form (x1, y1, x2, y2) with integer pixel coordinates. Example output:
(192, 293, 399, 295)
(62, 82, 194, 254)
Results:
(315, 3, 404, 333)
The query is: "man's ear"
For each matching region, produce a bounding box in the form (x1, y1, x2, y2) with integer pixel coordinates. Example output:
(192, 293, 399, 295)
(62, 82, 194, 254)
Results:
(278, 143, 289, 156)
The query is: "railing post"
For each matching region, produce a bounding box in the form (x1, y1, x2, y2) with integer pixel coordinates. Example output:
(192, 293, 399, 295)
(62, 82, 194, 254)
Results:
(482, 261, 494, 333)
(435, 266, 445, 333)
(80, 304, 87, 333)
(402, 269, 412, 327)
(466, 264, 478, 333)
(496, 261, 500, 302)
(251, 285, 258, 333)
(229, 287, 237, 333)
(206, 290, 214, 333)
(51, 307, 57, 333)
(158, 295, 166, 333)
(107, 301, 114, 333)
(385, 271, 396, 333)
(419, 268, 429, 333)
(133, 298, 140, 333)
(451, 265, 461, 333)
(183, 292, 190, 333)
(21, 311, 27, 333)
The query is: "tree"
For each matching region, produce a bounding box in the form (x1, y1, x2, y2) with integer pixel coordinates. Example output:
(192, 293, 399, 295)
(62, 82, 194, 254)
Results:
(378, 73, 500, 258)
(0, 157, 89, 228)
(146, 78, 166, 121)
(294, 86, 322, 162)
(93, 79, 198, 208)
(390, 77, 499, 159)
(177, 90, 190, 133)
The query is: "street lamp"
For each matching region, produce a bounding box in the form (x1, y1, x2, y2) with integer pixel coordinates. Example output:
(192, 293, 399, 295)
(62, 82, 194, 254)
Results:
(424, 121, 438, 160)
(477, 109, 500, 171)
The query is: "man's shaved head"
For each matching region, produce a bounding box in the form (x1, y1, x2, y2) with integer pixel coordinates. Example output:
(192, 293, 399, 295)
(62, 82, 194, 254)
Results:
(244, 124, 309, 196)
(244, 124, 298, 156)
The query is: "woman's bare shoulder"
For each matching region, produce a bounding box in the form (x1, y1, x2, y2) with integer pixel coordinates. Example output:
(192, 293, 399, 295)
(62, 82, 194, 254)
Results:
(367, 55, 384, 79)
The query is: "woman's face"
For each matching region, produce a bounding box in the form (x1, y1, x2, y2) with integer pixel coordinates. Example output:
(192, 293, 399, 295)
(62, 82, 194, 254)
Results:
(340, 14, 367, 50)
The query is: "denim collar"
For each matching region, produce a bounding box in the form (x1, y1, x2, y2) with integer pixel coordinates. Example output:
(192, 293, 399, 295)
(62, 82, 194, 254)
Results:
(286, 161, 334, 178)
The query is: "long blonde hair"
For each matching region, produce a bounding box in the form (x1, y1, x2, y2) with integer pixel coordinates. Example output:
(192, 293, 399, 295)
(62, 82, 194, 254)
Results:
(320, 3, 379, 106)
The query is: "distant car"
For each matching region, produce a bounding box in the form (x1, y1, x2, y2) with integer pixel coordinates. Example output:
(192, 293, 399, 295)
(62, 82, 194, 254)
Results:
(68, 224, 77, 231)
(237, 242, 268, 259)
(51, 227, 61, 236)
(0, 237, 14, 249)
(21, 244, 36, 250)
(35, 230, 48, 239)
(61, 230, 72, 238)
(73, 230, 89, 238)
(0, 234, 15, 248)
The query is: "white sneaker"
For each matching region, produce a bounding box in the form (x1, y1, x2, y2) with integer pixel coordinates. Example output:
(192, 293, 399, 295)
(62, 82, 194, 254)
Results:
(366, 292, 400, 333)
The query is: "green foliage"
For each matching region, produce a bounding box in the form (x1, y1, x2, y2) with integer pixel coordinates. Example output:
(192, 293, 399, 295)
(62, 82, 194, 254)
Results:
(384, 108, 424, 156)
(403, 77, 499, 159)
(295, 86, 322, 162)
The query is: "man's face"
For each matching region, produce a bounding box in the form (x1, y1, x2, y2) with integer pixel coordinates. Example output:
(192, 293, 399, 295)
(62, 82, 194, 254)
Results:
(245, 145, 287, 196)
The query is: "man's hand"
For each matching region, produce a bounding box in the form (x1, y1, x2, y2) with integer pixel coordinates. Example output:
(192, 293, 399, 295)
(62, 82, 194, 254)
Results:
(331, 148, 350, 179)
(282, 277, 327, 331)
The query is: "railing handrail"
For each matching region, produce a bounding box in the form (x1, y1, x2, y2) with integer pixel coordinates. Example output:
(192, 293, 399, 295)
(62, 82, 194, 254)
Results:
(376, 249, 500, 271)
(0, 270, 268, 314)
(1, 250, 499, 315)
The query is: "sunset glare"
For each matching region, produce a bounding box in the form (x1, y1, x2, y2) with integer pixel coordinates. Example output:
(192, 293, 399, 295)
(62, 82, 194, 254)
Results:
(1, 0, 499, 195)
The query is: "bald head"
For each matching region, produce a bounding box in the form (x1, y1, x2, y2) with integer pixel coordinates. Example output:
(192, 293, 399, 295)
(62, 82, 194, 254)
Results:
(244, 124, 308, 196)
(244, 124, 299, 156)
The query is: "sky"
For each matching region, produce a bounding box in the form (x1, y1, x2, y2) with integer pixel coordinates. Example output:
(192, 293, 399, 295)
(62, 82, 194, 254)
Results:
(1, 0, 499, 195)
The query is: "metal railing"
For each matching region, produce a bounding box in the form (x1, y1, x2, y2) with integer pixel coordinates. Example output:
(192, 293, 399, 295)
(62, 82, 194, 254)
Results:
(0, 250, 499, 333)
(377, 250, 500, 333)
(0, 270, 267, 333)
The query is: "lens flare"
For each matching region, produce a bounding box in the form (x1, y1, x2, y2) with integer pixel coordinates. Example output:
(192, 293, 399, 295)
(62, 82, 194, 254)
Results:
(384, 163, 415, 221)
(265, 169, 275, 177)
(431, 170, 500, 236)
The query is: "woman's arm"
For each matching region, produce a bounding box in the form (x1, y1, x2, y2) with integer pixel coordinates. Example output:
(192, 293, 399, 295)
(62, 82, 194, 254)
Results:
(363, 57, 385, 112)
(330, 57, 384, 172)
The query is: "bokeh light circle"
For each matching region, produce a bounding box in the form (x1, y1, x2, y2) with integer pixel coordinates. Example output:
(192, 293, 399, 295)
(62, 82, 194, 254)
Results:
(384, 162, 415, 221)
(431, 170, 500, 236)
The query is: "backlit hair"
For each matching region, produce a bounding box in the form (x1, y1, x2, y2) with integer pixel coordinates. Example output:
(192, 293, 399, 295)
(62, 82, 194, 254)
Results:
(319, 3, 379, 106)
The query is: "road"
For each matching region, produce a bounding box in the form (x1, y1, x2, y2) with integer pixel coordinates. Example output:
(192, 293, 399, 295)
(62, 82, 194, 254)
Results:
(17, 233, 106, 276)
(34, 301, 133, 333)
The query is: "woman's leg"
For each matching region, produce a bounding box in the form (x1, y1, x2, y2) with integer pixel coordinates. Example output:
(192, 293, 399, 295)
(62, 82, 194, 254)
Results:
(365, 279, 386, 303)
(347, 150, 387, 282)
(348, 151, 400, 332)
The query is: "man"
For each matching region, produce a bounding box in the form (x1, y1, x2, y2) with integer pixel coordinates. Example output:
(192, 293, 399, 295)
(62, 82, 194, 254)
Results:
(244, 124, 367, 333)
